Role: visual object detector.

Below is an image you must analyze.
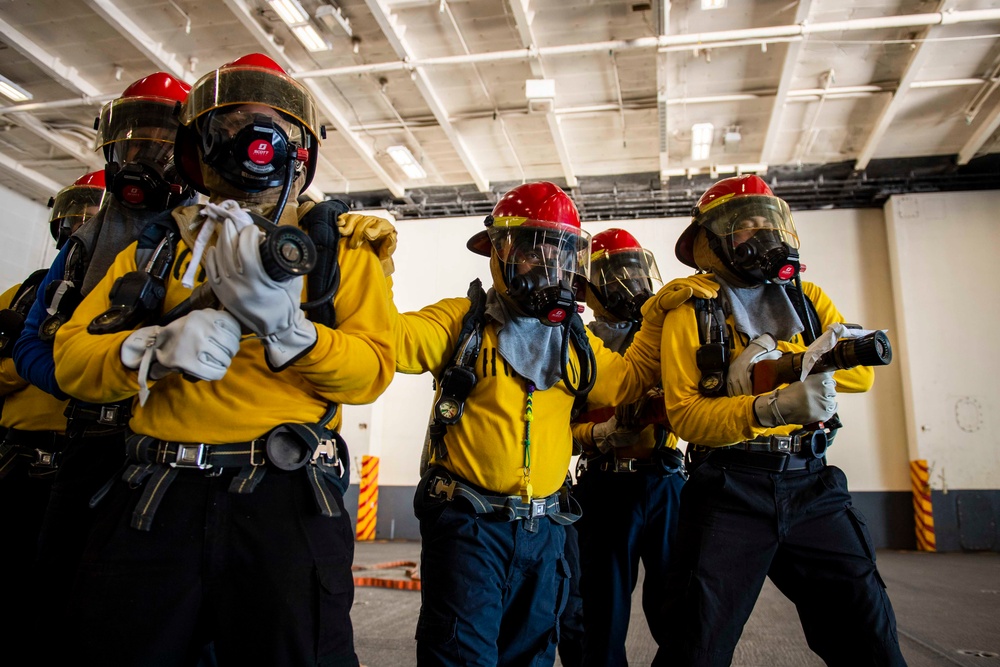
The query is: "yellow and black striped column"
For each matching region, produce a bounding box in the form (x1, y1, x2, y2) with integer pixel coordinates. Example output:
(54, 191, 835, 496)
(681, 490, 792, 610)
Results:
(356, 455, 379, 541)
(910, 459, 935, 552)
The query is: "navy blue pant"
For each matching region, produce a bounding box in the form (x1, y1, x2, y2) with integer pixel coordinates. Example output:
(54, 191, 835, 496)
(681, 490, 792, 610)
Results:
(654, 456, 907, 667)
(557, 519, 584, 667)
(575, 466, 684, 666)
(65, 465, 359, 667)
(415, 494, 570, 667)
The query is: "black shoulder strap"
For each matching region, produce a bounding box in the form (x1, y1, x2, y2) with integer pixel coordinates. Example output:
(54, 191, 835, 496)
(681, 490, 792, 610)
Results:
(694, 296, 729, 397)
(428, 279, 488, 460)
(61, 237, 90, 285)
(785, 277, 822, 345)
(10, 269, 48, 316)
(0, 269, 49, 358)
(298, 199, 345, 328)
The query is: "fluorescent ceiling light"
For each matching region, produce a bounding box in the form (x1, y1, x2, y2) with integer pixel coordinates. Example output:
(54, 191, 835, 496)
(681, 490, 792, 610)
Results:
(292, 24, 330, 52)
(387, 145, 427, 180)
(691, 122, 714, 160)
(268, 0, 309, 25)
(0, 75, 32, 103)
(525, 79, 556, 100)
(701, 0, 726, 9)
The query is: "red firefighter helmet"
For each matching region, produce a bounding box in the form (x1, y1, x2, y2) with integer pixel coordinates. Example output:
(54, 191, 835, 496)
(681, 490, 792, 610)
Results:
(48, 171, 108, 243)
(174, 53, 322, 195)
(94, 72, 191, 162)
(675, 174, 798, 271)
(590, 228, 661, 289)
(469, 181, 590, 273)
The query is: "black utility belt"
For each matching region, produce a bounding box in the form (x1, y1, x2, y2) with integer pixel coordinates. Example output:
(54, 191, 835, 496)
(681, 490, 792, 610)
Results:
(0, 428, 69, 479)
(731, 431, 827, 456)
(690, 432, 828, 473)
(424, 468, 582, 527)
(592, 447, 685, 474)
(65, 400, 132, 428)
(123, 427, 347, 532)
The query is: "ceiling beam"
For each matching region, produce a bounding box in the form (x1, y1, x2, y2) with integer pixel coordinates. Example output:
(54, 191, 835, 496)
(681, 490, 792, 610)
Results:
(655, 0, 669, 181)
(507, 0, 576, 188)
(7, 112, 104, 171)
(957, 99, 1000, 165)
(759, 0, 813, 165)
(0, 16, 103, 98)
(220, 0, 405, 198)
(854, 0, 951, 170)
(0, 150, 64, 196)
(364, 0, 490, 193)
(84, 0, 192, 84)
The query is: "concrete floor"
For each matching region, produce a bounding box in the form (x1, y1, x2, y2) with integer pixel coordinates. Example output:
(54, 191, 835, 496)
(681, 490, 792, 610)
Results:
(350, 540, 1000, 667)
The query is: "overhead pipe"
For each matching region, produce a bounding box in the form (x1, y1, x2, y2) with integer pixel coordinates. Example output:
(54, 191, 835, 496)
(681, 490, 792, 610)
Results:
(293, 8, 1000, 80)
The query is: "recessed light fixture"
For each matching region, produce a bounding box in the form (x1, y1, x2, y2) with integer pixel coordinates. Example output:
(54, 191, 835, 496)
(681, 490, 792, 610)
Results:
(701, 0, 726, 9)
(0, 74, 32, 103)
(691, 123, 714, 160)
(387, 145, 427, 180)
(268, 0, 332, 52)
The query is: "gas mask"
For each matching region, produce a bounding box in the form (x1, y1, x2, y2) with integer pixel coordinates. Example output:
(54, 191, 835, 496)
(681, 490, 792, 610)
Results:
(598, 278, 653, 323)
(199, 108, 303, 194)
(491, 232, 581, 327)
(105, 140, 189, 210)
(731, 228, 800, 284)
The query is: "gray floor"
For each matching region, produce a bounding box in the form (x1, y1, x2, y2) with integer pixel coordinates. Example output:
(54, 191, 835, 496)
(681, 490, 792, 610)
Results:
(351, 541, 1000, 667)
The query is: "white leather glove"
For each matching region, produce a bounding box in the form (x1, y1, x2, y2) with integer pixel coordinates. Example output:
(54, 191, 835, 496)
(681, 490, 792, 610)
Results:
(204, 215, 317, 370)
(753, 371, 838, 428)
(727, 334, 782, 396)
(592, 415, 641, 453)
(120, 309, 242, 405)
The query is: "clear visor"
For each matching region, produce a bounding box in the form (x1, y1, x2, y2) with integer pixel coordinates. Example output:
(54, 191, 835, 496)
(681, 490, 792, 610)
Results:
(110, 137, 176, 168)
(590, 248, 661, 290)
(700, 195, 799, 251)
(95, 97, 182, 151)
(488, 222, 591, 281)
(204, 106, 305, 145)
(181, 66, 319, 142)
(49, 185, 107, 223)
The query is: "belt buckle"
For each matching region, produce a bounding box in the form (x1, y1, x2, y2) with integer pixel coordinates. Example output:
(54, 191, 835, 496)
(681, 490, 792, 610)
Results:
(170, 443, 212, 470)
(32, 449, 58, 468)
(530, 498, 547, 518)
(431, 477, 456, 500)
(312, 438, 341, 471)
(98, 405, 120, 426)
(615, 458, 637, 473)
(771, 436, 792, 453)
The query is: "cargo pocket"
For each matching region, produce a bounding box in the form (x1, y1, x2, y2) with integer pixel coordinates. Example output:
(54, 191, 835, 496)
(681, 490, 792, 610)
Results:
(316, 562, 358, 665)
(415, 607, 462, 663)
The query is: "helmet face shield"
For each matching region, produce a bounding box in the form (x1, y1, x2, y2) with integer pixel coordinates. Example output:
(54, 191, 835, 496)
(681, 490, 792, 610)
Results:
(488, 222, 590, 288)
(181, 66, 319, 145)
(700, 195, 799, 256)
(95, 98, 181, 154)
(590, 247, 661, 321)
(49, 185, 106, 226)
(109, 136, 176, 171)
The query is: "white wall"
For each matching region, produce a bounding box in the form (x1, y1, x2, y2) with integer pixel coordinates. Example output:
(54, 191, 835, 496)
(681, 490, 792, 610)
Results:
(885, 192, 1000, 491)
(0, 184, 58, 291)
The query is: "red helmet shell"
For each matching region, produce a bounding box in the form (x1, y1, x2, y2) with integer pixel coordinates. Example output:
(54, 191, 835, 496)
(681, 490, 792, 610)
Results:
(74, 170, 106, 188)
(120, 72, 191, 104)
(675, 174, 775, 268)
(592, 228, 641, 255)
(468, 182, 581, 256)
(224, 53, 286, 73)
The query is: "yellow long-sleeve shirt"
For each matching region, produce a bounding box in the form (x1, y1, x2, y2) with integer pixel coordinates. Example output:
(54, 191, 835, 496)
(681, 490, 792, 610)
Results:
(53, 204, 395, 443)
(0, 283, 68, 432)
(394, 294, 662, 498)
(660, 279, 874, 447)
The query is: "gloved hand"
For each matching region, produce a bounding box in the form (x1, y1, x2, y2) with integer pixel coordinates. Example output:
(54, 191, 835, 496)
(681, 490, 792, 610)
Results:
(753, 371, 838, 428)
(592, 415, 642, 453)
(727, 334, 782, 396)
(338, 213, 397, 277)
(204, 216, 317, 370)
(640, 274, 719, 326)
(120, 309, 242, 405)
